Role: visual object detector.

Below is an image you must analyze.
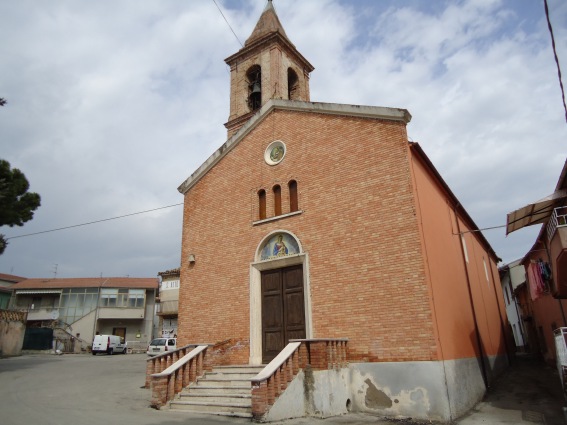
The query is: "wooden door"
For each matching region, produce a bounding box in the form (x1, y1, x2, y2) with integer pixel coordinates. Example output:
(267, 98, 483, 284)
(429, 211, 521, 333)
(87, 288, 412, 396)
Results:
(261, 265, 305, 363)
(113, 327, 126, 342)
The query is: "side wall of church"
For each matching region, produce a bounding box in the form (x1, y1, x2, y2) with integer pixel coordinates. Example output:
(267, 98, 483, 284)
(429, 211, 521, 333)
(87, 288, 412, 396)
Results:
(408, 149, 509, 415)
(178, 108, 438, 363)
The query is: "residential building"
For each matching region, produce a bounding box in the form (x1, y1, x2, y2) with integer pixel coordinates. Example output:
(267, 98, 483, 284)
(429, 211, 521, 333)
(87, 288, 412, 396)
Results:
(10, 277, 158, 351)
(157, 268, 179, 338)
(498, 260, 528, 350)
(506, 160, 567, 364)
(174, 2, 508, 422)
(0, 273, 26, 310)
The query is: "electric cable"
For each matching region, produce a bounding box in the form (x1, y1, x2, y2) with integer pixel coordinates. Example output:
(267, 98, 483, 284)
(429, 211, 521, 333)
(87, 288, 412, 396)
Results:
(4, 203, 183, 240)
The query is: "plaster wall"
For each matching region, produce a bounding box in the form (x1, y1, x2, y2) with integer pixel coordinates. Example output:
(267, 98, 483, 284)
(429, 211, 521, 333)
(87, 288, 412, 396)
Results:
(0, 319, 25, 357)
(264, 368, 351, 422)
(350, 357, 498, 422)
(522, 241, 567, 364)
(266, 357, 497, 423)
(409, 149, 509, 370)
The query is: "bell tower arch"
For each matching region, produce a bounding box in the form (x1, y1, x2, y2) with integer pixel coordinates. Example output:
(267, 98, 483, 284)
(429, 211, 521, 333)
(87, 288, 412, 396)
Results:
(224, 0, 314, 136)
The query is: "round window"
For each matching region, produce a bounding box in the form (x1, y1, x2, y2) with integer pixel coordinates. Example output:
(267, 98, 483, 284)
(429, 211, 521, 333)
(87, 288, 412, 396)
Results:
(264, 140, 286, 165)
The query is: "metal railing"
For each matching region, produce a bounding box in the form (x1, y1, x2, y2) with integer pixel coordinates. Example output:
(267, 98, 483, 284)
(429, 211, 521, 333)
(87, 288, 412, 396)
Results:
(547, 206, 567, 241)
(554, 327, 567, 399)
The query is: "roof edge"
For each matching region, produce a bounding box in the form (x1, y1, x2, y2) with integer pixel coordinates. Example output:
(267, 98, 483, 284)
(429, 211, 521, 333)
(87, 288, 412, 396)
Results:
(409, 142, 501, 262)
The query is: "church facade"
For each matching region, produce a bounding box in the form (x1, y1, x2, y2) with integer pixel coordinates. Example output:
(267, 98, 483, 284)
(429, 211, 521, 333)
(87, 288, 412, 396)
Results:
(177, 2, 508, 422)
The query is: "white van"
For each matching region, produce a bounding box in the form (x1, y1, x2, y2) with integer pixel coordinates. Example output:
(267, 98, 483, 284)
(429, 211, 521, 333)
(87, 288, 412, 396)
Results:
(92, 334, 127, 355)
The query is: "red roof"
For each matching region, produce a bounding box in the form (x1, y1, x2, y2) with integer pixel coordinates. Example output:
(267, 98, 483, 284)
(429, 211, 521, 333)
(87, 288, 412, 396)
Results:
(0, 273, 27, 283)
(11, 277, 158, 290)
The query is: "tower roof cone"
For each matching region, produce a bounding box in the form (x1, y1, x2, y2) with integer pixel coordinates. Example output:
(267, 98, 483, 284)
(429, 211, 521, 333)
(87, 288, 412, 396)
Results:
(245, 0, 291, 46)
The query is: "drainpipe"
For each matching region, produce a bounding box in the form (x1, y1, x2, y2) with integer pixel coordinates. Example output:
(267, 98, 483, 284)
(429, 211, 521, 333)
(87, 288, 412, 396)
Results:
(455, 207, 489, 389)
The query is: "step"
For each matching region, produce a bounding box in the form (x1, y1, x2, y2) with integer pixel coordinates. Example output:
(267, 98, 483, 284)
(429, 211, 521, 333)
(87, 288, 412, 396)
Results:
(178, 392, 251, 404)
(203, 371, 261, 380)
(185, 384, 251, 395)
(213, 365, 265, 374)
(169, 400, 252, 415)
(194, 378, 252, 387)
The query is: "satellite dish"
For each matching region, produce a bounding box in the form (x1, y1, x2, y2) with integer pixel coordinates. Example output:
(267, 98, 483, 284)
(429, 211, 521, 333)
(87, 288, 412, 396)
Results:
(51, 310, 59, 320)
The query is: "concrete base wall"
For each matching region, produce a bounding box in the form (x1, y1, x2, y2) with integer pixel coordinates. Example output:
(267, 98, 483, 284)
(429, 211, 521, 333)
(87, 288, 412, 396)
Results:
(264, 356, 509, 423)
(0, 319, 25, 357)
(264, 368, 351, 422)
(350, 361, 450, 422)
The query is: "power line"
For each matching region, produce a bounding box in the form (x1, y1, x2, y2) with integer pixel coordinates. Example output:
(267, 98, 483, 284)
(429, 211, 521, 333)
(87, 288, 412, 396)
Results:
(212, 0, 243, 47)
(544, 0, 567, 123)
(5, 203, 183, 240)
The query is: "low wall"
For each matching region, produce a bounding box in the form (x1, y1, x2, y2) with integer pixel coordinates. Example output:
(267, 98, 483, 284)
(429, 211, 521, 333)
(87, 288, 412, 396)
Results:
(0, 310, 27, 357)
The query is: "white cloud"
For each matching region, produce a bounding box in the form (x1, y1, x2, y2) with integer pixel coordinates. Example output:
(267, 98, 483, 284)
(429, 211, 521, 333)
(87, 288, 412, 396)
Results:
(0, 0, 566, 277)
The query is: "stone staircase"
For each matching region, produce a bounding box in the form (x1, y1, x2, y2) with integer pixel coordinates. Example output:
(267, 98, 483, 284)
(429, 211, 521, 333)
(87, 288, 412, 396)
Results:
(169, 365, 265, 417)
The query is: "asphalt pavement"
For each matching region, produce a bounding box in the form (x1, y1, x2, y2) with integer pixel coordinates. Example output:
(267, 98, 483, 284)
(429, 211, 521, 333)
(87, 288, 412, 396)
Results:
(0, 351, 564, 425)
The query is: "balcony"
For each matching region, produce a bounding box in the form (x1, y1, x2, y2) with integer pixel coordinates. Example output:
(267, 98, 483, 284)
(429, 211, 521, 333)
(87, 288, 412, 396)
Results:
(547, 207, 567, 298)
(27, 307, 58, 321)
(98, 307, 146, 319)
(156, 300, 178, 316)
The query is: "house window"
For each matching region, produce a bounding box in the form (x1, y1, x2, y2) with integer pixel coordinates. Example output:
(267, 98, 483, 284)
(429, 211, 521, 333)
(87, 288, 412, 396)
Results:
(289, 180, 298, 212)
(128, 289, 145, 308)
(258, 189, 266, 220)
(273, 185, 282, 216)
(100, 289, 118, 307)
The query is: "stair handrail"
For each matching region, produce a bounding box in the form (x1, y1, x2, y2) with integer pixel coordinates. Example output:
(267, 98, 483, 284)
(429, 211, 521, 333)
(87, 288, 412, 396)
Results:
(251, 341, 301, 384)
(148, 344, 211, 409)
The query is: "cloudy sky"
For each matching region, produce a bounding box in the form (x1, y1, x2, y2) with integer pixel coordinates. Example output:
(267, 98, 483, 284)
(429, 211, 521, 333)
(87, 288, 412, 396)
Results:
(1, 0, 566, 279)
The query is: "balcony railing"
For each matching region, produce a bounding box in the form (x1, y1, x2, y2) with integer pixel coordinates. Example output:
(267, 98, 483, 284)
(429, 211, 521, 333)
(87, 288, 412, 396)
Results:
(547, 206, 567, 241)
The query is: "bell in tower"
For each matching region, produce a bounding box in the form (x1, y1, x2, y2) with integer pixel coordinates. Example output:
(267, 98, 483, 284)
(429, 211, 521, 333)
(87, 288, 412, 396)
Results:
(224, 1, 314, 137)
(248, 66, 262, 111)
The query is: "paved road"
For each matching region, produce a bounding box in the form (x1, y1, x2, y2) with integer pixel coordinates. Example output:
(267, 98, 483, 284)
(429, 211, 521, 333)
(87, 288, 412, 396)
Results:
(0, 353, 250, 425)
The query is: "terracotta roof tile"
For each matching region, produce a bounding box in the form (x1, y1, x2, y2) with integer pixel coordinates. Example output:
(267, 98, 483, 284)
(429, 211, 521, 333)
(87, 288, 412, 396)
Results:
(0, 273, 27, 283)
(11, 277, 158, 290)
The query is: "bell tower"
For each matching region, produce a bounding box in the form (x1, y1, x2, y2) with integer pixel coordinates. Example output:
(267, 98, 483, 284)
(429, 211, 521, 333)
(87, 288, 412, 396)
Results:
(224, 0, 314, 136)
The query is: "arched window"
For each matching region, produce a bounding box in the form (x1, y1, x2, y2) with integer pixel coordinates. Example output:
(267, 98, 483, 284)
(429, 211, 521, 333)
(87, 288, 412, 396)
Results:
(288, 180, 298, 212)
(288, 68, 299, 100)
(258, 189, 266, 220)
(273, 185, 282, 216)
(247, 65, 262, 111)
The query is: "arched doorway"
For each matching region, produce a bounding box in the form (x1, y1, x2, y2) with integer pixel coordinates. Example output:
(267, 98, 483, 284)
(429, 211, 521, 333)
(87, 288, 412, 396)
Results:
(249, 231, 312, 365)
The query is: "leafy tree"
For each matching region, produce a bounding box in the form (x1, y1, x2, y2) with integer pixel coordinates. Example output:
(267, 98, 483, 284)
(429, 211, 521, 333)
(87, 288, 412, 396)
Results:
(0, 160, 41, 255)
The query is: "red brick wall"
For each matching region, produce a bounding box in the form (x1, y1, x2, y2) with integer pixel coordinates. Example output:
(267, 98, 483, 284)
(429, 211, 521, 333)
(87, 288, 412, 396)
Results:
(179, 109, 437, 362)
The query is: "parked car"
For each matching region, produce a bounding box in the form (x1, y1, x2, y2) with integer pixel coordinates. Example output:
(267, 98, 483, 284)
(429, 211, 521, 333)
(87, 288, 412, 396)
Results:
(146, 337, 176, 356)
(92, 334, 127, 355)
